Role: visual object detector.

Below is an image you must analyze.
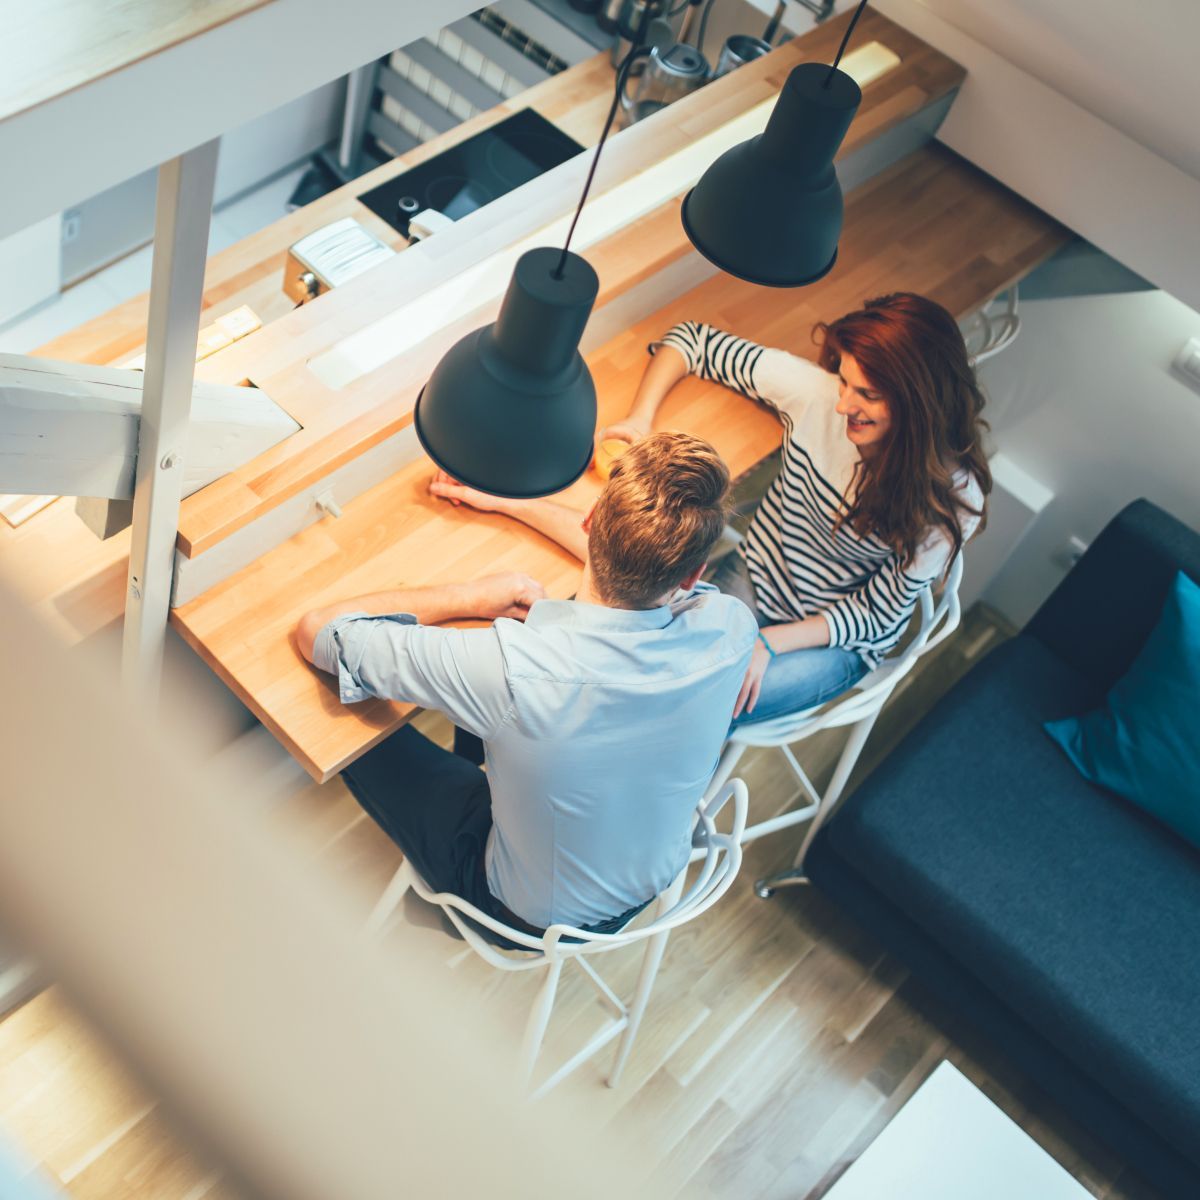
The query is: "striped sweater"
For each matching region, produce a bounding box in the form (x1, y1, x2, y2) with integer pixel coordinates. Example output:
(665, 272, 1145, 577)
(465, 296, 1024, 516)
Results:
(658, 321, 983, 668)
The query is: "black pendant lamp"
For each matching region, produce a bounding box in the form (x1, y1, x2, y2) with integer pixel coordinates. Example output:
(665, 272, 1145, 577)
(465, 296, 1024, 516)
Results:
(415, 12, 662, 497)
(681, 0, 869, 287)
(414, 247, 599, 498)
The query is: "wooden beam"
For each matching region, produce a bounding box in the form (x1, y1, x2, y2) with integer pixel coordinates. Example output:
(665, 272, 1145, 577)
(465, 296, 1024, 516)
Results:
(0, 355, 298, 504)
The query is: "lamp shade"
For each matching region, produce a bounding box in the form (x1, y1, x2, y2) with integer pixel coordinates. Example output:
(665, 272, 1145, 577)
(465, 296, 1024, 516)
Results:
(681, 62, 862, 287)
(414, 247, 599, 498)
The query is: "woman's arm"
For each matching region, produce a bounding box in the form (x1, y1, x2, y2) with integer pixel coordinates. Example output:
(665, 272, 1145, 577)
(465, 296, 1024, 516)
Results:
(429, 473, 589, 562)
(603, 320, 829, 445)
(606, 340, 692, 441)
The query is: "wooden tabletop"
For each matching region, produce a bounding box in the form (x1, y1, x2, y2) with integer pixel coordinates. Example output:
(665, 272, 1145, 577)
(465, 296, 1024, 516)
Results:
(172, 143, 1069, 782)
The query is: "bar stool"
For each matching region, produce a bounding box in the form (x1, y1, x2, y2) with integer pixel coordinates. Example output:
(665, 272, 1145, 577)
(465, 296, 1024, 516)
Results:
(365, 778, 749, 1098)
(696, 555, 964, 896)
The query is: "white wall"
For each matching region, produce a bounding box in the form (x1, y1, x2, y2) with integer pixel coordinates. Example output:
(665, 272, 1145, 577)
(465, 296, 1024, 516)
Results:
(908, 0, 1200, 181)
(0, 215, 60, 325)
(979, 289, 1200, 626)
(214, 78, 344, 206)
(874, 0, 1200, 315)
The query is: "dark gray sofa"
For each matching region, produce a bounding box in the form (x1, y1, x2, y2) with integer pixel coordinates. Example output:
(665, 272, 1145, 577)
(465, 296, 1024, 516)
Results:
(806, 499, 1200, 1198)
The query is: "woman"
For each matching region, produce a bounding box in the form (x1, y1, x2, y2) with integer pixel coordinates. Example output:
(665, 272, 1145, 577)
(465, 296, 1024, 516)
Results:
(602, 292, 990, 723)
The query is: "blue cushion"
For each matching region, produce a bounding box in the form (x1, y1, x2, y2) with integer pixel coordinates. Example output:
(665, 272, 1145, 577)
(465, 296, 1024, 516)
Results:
(1045, 570, 1200, 849)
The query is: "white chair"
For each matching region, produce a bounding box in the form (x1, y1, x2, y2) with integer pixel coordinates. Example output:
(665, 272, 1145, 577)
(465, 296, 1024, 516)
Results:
(365, 778, 749, 1099)
(697, 554, 963, 898)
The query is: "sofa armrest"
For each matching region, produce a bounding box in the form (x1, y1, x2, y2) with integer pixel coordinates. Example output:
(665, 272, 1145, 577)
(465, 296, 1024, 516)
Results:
(1025, 499, 1200, 691)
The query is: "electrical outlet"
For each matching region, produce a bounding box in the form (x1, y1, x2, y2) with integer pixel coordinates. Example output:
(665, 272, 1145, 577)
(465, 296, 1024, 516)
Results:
(1171, 336, 1200, 393)
(62, 210, 82, 244)
(1053, 535, 1089, 571)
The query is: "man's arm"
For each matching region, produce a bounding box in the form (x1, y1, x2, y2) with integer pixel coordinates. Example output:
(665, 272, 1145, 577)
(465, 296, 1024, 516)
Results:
(602, 321, 831, 447)
(296, 572, 544, 665)
(429, 473, 589, 563)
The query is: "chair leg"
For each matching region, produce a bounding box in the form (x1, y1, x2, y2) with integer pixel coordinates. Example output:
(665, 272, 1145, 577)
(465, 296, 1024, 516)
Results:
(708, 740, 747, 807)
(756, 712, 880, 899)
(364, 858, 413, 936)
(520, 959, 563, 1092)
(607, 874, 684, 1088)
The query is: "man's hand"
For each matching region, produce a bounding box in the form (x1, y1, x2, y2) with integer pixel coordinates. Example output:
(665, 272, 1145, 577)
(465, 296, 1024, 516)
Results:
(429, 470, 510, 513)
(463, 572, 546, 621)
(732, 636, 772, 719)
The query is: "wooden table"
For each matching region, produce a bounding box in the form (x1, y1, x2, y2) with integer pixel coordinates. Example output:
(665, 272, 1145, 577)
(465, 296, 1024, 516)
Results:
(172, 143, 1067, 782)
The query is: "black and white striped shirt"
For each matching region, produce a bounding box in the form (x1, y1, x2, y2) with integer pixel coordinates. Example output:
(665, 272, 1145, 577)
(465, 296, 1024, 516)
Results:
(659, 321, 983, 668)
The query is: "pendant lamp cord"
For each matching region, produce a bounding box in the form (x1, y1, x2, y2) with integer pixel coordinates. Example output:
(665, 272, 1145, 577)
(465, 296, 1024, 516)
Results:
(823, 0, 870, 88)
(553, 6, 656, 280)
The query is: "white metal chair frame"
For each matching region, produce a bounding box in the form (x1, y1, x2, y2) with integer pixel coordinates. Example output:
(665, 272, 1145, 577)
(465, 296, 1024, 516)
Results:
(695, 555, 963, 897)
(365, 778, 749, 1100)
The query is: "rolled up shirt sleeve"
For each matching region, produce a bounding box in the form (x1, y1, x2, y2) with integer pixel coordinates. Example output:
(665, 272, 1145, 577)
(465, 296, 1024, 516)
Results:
(312, 612, 513, 739)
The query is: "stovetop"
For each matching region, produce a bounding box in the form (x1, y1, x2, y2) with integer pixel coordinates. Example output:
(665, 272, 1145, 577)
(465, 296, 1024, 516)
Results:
(358, 108, 585, 238)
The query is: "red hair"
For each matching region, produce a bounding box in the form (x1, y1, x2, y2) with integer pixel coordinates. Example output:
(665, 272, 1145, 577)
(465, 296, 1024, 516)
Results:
(815, 293, 991, 567)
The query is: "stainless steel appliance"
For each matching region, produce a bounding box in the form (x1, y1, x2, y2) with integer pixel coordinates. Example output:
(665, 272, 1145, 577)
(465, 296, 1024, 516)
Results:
(607, 0, 672, 65)
(714, 34, 772, 78)
(619, 40, 709, 126)
(283, 219, 396, 305)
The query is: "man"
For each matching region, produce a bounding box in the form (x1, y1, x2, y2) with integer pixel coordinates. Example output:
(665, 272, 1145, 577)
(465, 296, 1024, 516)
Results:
(296, 432, 755, 939)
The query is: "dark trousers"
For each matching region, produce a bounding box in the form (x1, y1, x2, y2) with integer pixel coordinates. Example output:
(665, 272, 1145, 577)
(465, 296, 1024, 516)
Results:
(342, 725, 513, 936)
(342, 726, 648, 948)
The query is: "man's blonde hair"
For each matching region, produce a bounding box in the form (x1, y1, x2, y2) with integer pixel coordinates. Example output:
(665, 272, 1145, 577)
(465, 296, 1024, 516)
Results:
(588, 431, 730, 609)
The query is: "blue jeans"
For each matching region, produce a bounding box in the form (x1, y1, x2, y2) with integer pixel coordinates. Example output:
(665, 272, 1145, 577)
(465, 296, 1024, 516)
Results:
(708, 553, 868, 727)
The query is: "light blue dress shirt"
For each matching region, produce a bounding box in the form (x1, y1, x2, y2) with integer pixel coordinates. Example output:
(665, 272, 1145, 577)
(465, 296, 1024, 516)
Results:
(313, 583, 756, 928)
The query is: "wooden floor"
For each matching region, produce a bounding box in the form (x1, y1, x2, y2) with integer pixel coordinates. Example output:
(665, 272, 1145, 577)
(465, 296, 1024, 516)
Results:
(0, 605, 1160, 1199)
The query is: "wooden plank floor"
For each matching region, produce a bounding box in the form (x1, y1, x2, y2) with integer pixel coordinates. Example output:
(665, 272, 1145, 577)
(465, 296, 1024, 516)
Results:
(0, 606, 1160, 1199)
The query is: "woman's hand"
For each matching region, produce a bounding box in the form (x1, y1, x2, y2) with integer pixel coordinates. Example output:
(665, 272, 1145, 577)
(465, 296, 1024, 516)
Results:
(429, 470, 510, 513)
(595, 418, 651, 449)
(462, 572, 546, 621)
(733, 635, 772, 719)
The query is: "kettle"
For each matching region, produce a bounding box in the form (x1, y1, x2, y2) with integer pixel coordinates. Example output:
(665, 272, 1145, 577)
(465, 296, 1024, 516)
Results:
(619, 41, 710, 126)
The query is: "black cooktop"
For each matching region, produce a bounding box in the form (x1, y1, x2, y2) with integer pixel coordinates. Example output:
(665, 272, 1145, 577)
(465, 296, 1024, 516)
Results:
(359, 108, 585, 238)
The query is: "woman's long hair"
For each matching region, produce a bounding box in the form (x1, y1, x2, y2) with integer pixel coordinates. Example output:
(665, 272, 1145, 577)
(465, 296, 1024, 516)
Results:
(815, 293, 991, 568)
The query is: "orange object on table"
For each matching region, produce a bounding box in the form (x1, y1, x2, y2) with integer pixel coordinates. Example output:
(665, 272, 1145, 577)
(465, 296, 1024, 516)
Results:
(593, 437, 630, 480)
